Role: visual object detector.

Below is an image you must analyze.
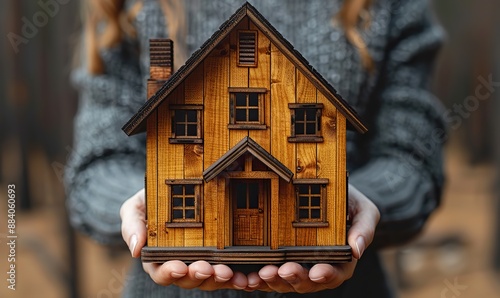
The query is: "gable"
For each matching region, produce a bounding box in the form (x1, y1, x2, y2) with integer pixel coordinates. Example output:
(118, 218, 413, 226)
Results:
(203, 137, 293, 182)
(123, 2, 367, 136)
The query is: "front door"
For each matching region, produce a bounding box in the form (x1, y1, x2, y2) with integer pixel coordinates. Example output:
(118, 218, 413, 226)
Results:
(232, 180, 266, 246)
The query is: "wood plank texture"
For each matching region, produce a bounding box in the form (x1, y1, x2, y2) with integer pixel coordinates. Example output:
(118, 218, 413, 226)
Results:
(146, 113, 158, 247)
(270, 177, 279, 249)
(158, 85, 185, 247)
(203, 40, 230, 168)
(217, 177, 227, 249)
(183, 64, 204, 179)
(184, 63, 204, 253)
(335, 113, 347, 245)
(249, 22, 271, 152)
(202, 38, 231, 248)
(270, 44, 297, 247)
(183, 63, 204, 105)
(295, 70, 318, 246)
(317, 92, 338, 245)
(295, 70, 318, 179)
(204, 180, 218, 247)
(229, 19, 250, 148)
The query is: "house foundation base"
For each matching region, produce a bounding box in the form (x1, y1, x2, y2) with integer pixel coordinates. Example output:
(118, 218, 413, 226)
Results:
(142, 246, 352, 264)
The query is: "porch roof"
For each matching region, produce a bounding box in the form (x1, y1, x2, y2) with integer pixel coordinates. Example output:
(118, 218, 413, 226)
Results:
(203, 136, 293, 183)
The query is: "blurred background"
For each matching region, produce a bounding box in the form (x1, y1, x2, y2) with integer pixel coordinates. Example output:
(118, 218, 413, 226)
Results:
(0, 0, 499, 297)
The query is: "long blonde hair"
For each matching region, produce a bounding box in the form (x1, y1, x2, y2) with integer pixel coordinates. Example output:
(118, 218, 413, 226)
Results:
(84, 0, 373, 74)
(336, 0, 374, 71)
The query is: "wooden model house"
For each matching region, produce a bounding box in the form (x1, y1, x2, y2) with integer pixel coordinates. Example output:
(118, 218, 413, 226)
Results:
(123, 2, 367, 264)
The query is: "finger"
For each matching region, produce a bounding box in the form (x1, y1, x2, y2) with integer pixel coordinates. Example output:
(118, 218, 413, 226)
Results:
(212, 264, 234, 283)
(277, 262, 317, 293)
(309, 262, 356, 289)
(347, 184, 380, 259)
(259, 265, 295, 293)
(196, 264, 235, 291)
(247, 271, 271, 292)
(120, 189, 147, 257)
(143, 261, 188, 286)
(230, 271, 249, 290)
(174, 261, 214, 289)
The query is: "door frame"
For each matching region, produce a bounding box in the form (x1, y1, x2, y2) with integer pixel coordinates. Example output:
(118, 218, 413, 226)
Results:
(217, 171, 279, 250)
(230, 178, 269, 246)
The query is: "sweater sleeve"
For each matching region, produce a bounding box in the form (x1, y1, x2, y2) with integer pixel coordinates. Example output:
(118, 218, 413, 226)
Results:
(64, 0, 169, 246)
(64, 42, 147, 245)
(349, 0, 447, 246)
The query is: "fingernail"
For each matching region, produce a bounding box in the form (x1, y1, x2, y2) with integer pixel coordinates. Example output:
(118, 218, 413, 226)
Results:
(260, 275, 275, 282)
(310, 276, 326, 283)
(215, 276, 230, 283)
(171, 272, 186, 278)
(355, 236, 366, 259)
(129, 234, 138, 257)
(233, 284, 246, 290)
(194, 272, 211, 280)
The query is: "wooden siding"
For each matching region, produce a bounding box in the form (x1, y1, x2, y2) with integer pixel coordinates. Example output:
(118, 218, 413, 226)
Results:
(249, 21, 272, 152)
(158, 85, 183, 247)
(202, 37, 230, 247)
(151, 20, 347, 249)
(295, 70, 318, 246)
(317, 92, 338, 245)
(229, 19, 250, 148)
(335, 113, 347, 245)
(270, 42, 298, 247)
(183, 64, 206, 246)
(146, 113, 158, 247)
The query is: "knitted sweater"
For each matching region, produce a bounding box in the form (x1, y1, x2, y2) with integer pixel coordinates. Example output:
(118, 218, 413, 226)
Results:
(65, 0, 446, 297)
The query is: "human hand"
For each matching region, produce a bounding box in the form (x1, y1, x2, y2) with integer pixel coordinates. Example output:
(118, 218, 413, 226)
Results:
(244, 184, 380, 293)
(120, 184, 379, 293)
(120, 189, 247, 291)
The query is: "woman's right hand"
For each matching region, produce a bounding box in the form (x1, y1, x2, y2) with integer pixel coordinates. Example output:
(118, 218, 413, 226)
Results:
(120, 189, 249, 291)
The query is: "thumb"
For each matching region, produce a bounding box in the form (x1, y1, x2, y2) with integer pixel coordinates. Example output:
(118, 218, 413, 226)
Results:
(120, 188, 147, 258)
(347, 184, 380, 260)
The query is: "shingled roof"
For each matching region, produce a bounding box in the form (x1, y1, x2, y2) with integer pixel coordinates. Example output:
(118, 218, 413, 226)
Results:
(123, 2, 367, 136)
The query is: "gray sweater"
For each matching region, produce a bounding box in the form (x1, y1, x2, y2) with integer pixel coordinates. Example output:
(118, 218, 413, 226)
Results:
(66, 0, 446, 297)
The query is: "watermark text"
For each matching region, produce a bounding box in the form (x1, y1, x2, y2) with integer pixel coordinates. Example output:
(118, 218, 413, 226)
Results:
(6, 184, 17, 291)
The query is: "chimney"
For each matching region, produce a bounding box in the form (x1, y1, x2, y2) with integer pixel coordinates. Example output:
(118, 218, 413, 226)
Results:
(147, 39, 174, 99)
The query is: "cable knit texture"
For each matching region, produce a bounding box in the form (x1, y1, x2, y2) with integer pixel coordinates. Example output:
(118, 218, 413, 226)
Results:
(65, 0, 446, 297)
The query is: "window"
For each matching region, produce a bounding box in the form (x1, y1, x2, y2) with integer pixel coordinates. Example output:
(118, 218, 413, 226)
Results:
(288, 103, 324, 143)
(166, 180, 202, 227)
(234, 181, 260, 209)
(170, 105, 202, 144)
(292, 179, 329, 227)
(229, 88, 267, 129)
(238, 30, 257, 67)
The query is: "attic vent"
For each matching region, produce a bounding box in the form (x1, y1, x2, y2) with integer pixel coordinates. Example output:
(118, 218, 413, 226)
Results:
(238, 31, 257, 67)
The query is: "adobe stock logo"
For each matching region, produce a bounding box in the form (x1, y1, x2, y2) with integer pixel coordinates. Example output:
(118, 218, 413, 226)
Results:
(444, 74, 500, 130)
(440, 277, 468, 298)
(6, 0, 72, 54)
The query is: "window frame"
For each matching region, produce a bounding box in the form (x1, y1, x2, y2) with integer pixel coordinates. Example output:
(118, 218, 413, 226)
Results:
(169, 105, 203, 144)
(165, 179, 203, 228)
(228, 87, 267, 130)
(292, 179, 329, 227)
(288, 103, 324, 143)
(237, 30, 258, 67)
